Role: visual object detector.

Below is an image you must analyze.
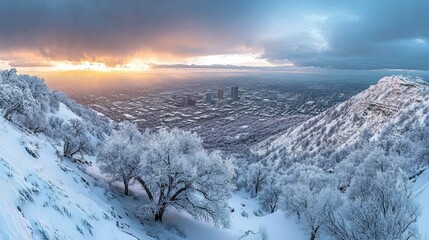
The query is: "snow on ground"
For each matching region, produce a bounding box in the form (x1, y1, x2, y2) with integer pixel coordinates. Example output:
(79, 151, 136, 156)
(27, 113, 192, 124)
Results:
(54, 103, 82, 121)
(10, 100, 304, 240)
(162, 191, 305, 240)
(0, 117, 151, 240)
(89, 163, 306, 240)
(414, 169, 429, 239)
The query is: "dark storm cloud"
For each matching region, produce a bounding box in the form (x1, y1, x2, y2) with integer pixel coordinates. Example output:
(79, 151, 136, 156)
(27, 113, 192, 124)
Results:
(0, 0, 264, 64)
(260, 0, 429, 70)
(0, 0, 427, 70)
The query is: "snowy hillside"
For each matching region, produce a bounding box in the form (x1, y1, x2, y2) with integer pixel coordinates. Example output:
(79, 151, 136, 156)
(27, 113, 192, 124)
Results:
(242, 75, 429, 239)
(0, 111, 305, 240)
(2, 69, 429, 240)
(0, 105, 151, 240)
(256, 75, 429, 161)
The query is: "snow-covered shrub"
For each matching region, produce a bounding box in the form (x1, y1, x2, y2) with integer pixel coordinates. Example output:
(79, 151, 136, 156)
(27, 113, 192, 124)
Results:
(44, 116, 65, 139)
(62, 119, 96, 159)
(54, 91, 111, 138)
(0, 84, 40, 121)
(16, 112, 48, 134)
(324, 167, 420, 240)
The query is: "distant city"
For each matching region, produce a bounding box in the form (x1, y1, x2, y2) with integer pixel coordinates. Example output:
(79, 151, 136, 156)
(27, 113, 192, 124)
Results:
(185, 86, 238, 107)
(70, 76, 374, 153)
(75, 83, 345, 130)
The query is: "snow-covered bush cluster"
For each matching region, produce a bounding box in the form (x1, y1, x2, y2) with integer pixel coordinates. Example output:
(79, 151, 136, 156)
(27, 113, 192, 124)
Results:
(0, 69, 110, 161)
(0, 69, 56, 127)
(238, 76, 429, 239)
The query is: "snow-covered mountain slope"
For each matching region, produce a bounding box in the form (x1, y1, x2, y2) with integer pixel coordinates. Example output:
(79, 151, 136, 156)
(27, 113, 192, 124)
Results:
(251, 75, 429, 238)
(255, 75, 429, 159)
(161, 191, 304, 240)
(414, 169, 429, 239)
(0, 95, 304, 240)
(0, 106, 151, 240)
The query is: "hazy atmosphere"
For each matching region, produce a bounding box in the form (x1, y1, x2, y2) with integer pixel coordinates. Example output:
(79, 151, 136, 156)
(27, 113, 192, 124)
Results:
(1, 1, 429, 240)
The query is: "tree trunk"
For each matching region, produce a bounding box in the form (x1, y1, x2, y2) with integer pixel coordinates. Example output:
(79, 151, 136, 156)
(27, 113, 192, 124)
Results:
(255, 181, 260, 195)
(123, 179, 129, 196)
(136, 176, 153, 200)
(155, 204, 166, 222)
(270, 205, 276, 213)
(63, 142, 69, 157)
(4, 108, 14, 120)
(310, 226, 320, 240)
(4, 104, 21, 120)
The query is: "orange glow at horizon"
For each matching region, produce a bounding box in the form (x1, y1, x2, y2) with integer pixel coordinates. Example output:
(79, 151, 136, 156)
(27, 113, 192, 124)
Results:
(50, 60, 151, 72)
(1, 51, 290, 74)
(1, 52, 299, 94)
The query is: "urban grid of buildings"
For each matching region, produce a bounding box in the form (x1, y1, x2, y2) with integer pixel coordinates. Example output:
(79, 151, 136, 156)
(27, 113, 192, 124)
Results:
(76, 82, 353, 132)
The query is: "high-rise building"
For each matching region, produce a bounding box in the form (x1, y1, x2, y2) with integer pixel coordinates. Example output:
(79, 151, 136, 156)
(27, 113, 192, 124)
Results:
(231, 86, 239, 101)
(217, 89, 224, 99)
(187, 95, 196, 106)
(206, 92, 214, 103)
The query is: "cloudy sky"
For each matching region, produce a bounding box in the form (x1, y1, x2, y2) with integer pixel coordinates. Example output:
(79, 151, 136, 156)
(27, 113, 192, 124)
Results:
(0, 0, 427, 74)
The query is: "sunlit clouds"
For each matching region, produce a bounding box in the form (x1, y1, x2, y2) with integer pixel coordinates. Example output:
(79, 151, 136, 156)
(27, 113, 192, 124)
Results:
(185, 53, 284, 67)
(0, 0, 428, 76)
(50, 61, 150, 72)
(0, 51, 283, 73)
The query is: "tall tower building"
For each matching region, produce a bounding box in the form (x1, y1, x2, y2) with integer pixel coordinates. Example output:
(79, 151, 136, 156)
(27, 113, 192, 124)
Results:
(231, 86, 239, 101)
(206, 92, 214, 103)
(217, 89, 224, 99)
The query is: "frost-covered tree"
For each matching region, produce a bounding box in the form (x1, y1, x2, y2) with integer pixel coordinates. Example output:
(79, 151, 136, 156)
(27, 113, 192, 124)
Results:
(22, 75, 51, 112)
(62, 119, 95, 159)
(280, 164, 336, 240)
(48, 91, 60, 113)
(49, 89, 111, 140)
(45, 116, 65, 139)
(283, 183, 335, 240)
(136, 128, 234, 226)
(0, 69, 57, 113)
(0, 68, 18, 83)
(323, 164, 420, 240)
(245, 162, 269, 197)
(97, 122, 144, 195)
(258, 172, 283, 213)
(0, 84, 39, 121)
(0, 68, 109, 154)
(0, 69, 58, 131)
(17, 112, 48, 134)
